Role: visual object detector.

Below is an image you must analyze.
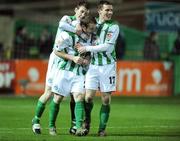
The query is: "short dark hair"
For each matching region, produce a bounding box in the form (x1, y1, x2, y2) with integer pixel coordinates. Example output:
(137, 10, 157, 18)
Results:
(80, 15, 96, 28)
(76, 0, 89, 9)
(98, 0, 112, 10)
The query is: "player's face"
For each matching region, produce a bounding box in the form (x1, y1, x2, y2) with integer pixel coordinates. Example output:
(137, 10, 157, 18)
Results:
(82, 23, 96, 35)
(86, 23, 96, 34)
(75, 6, 89, 20)
(98, 4, 113, 22)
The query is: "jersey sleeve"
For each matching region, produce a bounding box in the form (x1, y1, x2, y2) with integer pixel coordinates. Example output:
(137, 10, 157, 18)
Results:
(54, 32, 71, 51)
(85, 24, 120, 53)
(105, 24, 120, 45)
(58, 15, 76, 33)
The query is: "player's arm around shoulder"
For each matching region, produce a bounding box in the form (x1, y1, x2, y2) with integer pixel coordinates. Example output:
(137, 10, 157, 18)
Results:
(59, 15, 76, 33)
(59, 15, 72, 26)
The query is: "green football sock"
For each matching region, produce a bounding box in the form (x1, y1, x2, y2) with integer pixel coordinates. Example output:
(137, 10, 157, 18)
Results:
(49, 100, 60, 128)
(99, 104, 110, 131)
(75, 101, 84, 128)
(33, 100, 45, 123)
(84, 101, 93, 123)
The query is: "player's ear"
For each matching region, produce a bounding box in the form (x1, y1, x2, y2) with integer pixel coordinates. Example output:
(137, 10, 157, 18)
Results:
(81, 25, 86, 32)
(98, 6, 103, 15)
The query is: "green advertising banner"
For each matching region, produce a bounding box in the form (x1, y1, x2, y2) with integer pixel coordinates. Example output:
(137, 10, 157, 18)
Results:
(145, 2, 180, 32)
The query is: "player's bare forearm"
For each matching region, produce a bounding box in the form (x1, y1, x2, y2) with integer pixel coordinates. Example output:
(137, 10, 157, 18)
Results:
(54, 50, 83, 65)
(54, 50, 74, 61)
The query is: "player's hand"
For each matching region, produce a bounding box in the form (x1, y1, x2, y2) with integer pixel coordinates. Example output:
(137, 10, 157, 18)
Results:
(75, 44, 87, 54)
(75, 43, 82, 49)
(75, 24, 82, 36)
(73, 56, 84, 65)
(77, 46, 87, 54)
(75, 43, 87, 54)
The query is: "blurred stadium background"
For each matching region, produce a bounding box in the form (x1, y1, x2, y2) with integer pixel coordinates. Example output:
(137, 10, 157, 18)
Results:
(0, 0, 180, 141)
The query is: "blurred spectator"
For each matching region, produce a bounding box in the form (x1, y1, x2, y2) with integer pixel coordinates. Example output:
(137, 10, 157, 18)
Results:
(115, 30, 126, 60)
(143, 31, 160, 61)
(4, 46, 12, 60)
(0, 42, 4, 60)
(172, 30, 180, 55)
(38, 28, 53, 58)
(28, 33, 39, 58)
(13, 25, 32, 59)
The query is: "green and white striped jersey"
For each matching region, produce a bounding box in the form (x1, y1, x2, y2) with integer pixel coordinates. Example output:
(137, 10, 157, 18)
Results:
(91, 19, 120, 66)
(53, 15, 78, 50)
(49, 15, 78, 74)
(54, 31, 93, 75)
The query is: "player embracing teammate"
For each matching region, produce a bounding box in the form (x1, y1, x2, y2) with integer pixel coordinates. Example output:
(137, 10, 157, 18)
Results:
(32, 1, 91, 136)
(32, 0, 120, 137)
(76, 0, 120, 136)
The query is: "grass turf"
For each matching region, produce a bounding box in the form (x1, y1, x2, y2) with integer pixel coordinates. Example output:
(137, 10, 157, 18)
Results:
(0, 96, 180, 141)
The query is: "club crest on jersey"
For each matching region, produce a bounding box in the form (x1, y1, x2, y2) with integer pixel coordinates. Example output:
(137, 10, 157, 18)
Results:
(106, 32, 113, 40)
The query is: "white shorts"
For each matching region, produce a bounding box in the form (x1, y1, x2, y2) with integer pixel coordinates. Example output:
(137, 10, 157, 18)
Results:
(51, 69, 85, 97)
(45, 52, 61, 87)
(85, 63, 116, 92)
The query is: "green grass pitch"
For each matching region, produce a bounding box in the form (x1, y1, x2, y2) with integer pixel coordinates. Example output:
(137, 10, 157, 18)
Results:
(0, 95, 180, 141)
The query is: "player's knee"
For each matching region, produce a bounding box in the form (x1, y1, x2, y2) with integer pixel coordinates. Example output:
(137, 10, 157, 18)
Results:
(53, 93, 63, 103)
(103, 98, 110, 105)
(85, 96, 93, 103)
(39, 91, 52, 103)
(73, 93, 85, 102)
(41, 87, 52, 101)
(78, 94, 85, 101)
(102, 95, 111, 105)
(45, 92, 53, 100)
